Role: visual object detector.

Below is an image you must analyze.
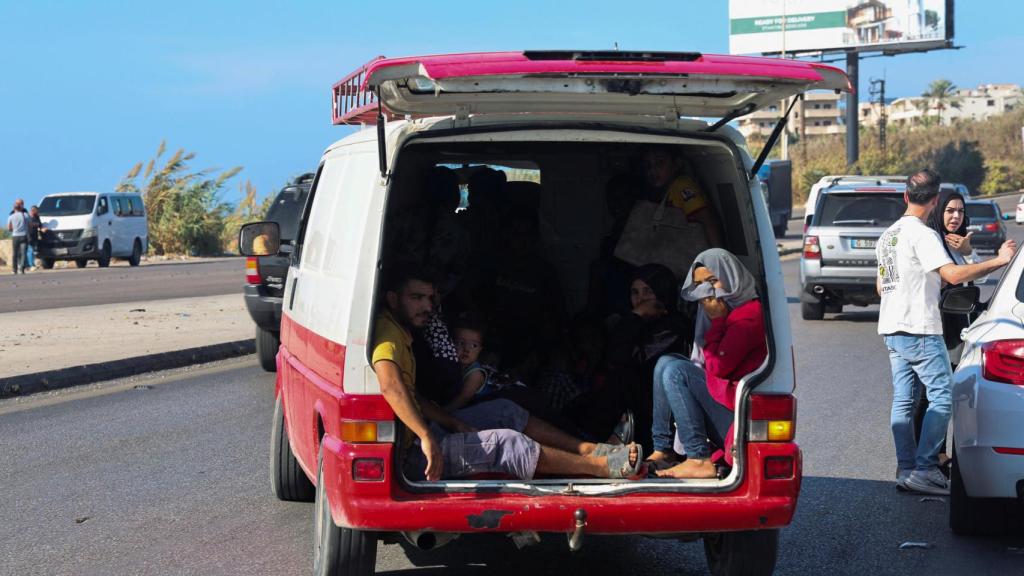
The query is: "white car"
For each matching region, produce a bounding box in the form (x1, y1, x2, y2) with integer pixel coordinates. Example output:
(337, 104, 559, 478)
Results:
(1015, 194, 1024, 225)
(802, 175, 906, 233)
(947, 256, 1024, 535)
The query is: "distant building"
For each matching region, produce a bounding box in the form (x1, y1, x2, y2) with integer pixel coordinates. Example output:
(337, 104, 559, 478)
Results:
(858, 83, 1021, 127)
(737, 91, 844, 138)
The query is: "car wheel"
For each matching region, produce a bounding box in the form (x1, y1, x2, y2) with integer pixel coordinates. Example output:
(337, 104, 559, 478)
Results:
(313, 446, 376, 576)
(801, 298, 824, 321)
(256, 327, 280, 372)
(703, 529, 778, 576)
(41, 258, 54, 270)
(128, 239, 142, 267)
(97, 241, 112, 268)
(74, 259, 88, 268)
(950, 446, 1007, 536)
(270, 394, 315, 502)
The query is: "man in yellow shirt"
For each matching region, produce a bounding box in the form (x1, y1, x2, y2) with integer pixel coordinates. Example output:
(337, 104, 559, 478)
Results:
(642, 148, 724, 248)
(372, 264, 643, 482)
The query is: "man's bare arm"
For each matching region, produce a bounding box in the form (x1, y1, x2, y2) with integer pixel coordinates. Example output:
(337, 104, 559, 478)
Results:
(938, 240, 1016, 286)
(374, 360, 432, 440)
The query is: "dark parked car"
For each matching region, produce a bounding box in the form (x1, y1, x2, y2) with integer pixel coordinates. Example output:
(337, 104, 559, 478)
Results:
(245, 173, 314, 371)
(965, 200, 1007, 254)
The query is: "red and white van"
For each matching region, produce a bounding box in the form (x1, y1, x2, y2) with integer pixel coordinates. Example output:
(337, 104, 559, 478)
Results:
(241, 51, 850, 576)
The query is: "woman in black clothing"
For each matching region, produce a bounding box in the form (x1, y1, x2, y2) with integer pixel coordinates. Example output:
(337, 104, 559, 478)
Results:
(570, 263, 692, 450)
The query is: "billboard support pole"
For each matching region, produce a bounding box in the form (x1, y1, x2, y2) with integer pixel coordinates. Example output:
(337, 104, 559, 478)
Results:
(846, 52, 859, 167)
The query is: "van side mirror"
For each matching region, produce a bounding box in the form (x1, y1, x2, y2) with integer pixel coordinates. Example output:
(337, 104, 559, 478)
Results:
(239, 221, 280, 256)
(97, 203, 108, 216)
(940, 285, 980, 315)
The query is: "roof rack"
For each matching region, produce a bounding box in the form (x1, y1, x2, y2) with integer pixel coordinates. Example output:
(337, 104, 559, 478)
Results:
(332, 56, 388, 125)
(828, 175, 907, 187)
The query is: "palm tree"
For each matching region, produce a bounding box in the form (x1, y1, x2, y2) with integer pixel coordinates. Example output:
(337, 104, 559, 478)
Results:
(922, 79, 960, 125)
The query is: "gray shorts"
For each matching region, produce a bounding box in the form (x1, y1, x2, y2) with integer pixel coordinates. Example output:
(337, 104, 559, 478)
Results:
(405, 399, 540, 481)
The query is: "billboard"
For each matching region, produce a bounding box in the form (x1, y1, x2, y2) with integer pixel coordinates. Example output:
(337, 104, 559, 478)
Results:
(729, 0, 953, 55)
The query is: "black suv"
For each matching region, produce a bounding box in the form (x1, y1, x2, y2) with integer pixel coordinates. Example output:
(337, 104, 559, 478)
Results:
(245, 173, 314, 371)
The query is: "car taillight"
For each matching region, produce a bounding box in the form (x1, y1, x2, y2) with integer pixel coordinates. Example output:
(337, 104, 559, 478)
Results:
(749, 394, 796, 442)
(353, 458, 385, 482)
(802, 236, 820, 260)
(764, 456, 795, 479)
(982, 340, 1024, 385)
(984, 223, 999, 232)
(245, 257, 260, 284)
(340, 420, 396, 443)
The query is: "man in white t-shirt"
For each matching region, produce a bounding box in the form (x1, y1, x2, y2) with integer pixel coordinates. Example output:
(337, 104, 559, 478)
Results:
(876, 169, 1016, 495)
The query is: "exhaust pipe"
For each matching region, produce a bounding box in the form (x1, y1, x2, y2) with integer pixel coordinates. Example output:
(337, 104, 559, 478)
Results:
(401, 531, 458, 550)
(813, 285, 825, 295)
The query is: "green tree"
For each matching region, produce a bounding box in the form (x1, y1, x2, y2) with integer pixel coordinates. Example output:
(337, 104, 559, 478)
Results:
(921, 79, 960, 125)
(118, 141, 243, 255)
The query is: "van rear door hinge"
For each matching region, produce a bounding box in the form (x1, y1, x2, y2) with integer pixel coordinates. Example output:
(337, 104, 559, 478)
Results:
(454, 104, 472, 128)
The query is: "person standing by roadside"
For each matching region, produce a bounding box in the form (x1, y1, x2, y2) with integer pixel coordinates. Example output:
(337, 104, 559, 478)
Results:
(877, 169, 1017, 495)
(26, 205, 46, 271)
(6, 199, 29, 274)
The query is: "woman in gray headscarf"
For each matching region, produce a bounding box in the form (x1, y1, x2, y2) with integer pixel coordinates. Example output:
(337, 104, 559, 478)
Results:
(647, 248, 768, 478)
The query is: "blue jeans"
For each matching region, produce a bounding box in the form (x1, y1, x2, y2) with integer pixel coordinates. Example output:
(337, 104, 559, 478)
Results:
(25, 244, 35, 268)
(652, 355, 733, 459)
(883, 334, 952, 471)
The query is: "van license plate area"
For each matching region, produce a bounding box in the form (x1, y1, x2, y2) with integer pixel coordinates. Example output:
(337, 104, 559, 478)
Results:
(54, 248, 68, 256)
(850, 238, 876, 249)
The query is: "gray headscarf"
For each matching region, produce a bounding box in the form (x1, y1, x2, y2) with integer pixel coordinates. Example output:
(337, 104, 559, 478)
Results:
(679, 248, 760, 366)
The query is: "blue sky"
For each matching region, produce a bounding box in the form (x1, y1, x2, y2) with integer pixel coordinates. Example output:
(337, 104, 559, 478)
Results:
(2, 0, 1022, 212)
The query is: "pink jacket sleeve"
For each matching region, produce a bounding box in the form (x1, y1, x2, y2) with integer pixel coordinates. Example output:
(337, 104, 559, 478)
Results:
(702, 304, 764, 381)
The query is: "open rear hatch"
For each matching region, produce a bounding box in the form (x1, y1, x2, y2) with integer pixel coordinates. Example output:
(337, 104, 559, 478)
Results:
(333, 50, 851, 125)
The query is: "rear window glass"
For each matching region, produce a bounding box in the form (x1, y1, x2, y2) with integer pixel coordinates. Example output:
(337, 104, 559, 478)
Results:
(39, 195, 96, 216)
(265, 187, 308, 241)
(966, 203, 997, 220)
(815, 193, 905, 227)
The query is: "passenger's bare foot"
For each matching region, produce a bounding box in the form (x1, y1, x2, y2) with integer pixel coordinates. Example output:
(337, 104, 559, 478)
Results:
(655, 458, 716, 479)
(645, 450, 681, 470)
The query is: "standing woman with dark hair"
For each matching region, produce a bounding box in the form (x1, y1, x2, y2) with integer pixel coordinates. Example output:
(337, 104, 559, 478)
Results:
(915, 188, 975, 464)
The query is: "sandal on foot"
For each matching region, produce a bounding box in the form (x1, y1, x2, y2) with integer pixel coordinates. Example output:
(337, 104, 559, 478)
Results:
(605, 443, 644, 479)
(591, 443, 619, 457)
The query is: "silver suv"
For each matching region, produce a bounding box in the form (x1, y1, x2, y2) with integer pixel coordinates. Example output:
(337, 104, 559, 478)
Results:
(800, 183, 907, 320)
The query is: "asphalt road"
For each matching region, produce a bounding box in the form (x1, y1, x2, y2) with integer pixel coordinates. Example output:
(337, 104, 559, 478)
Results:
(0, 258, 244, 313)
(3, 235, 1024, 575)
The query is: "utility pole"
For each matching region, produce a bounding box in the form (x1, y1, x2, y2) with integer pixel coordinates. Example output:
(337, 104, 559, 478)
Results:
(846, 52, 859, 167)
(869, 77, 887, 156)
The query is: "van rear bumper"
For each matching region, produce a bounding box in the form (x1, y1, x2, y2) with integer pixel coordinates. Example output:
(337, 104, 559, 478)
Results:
(321, 437, 801, 535)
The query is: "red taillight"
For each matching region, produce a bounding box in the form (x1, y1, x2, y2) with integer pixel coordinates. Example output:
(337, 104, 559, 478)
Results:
(353, 458, 385, 482)
(984, 223, 999, 232)
(993, 447, 1024, 455)
(983, 340, 1024, 385)
(764, 456, 795, 479)
(245, 257, 260, 284)
(802, 236, 820, 260)
(749, 394, 796, 442)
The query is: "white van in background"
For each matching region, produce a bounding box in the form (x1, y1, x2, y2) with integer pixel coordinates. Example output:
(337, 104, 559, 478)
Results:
(36, 192, 148, 269)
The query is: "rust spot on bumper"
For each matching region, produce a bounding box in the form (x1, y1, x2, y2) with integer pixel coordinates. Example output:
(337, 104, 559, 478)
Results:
(467, 509, 513, 529)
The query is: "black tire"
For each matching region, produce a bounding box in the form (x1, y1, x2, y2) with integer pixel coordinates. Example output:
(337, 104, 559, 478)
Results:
(950, 447, 1007, 536)
(703, 529, 778, 576)
(97, 241, 111, 268)
(128, 239, 142, 267)
(256, 327, 281, 372)
(801, 298, 824, 321)
(41, 258, 54, 270)
(270, 394, 315, 502)
(314, 447, 376, 576)
(74, 259, 88, 268)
